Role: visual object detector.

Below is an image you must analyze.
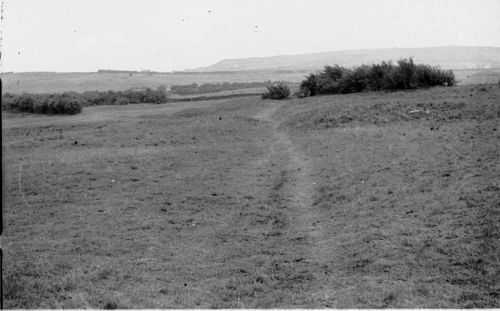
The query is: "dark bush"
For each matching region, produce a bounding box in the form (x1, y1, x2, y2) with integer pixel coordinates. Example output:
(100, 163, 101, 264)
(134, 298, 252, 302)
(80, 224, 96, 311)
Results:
(2, 86, 170, 115)
(317, 74, 341, 94)
(300, 74, 320, 96)
(2, 93, 84, 115)
(32, 97, 50, 114)
(298, 58, 455, 97)
(339, 66, 370, 93)
(47, 96, 84, 114)
(114, 97, 129, 105)
(62, 98, 83, 114)
(2, 93, 15, 110)
(261, 82, 290, 100)
(397, 58, 417, 89)
(17, 94, 35, 112)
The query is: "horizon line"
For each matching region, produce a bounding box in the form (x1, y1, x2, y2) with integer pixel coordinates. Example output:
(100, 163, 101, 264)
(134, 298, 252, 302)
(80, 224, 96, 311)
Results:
(2, 45, 500, 74)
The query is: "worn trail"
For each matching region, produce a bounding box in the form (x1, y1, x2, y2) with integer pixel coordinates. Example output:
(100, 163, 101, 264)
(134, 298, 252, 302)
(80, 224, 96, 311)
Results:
(254, 102, 326, 263)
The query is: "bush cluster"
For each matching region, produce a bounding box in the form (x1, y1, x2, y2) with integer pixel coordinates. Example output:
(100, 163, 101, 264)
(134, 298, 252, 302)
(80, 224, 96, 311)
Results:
(2, 93, 84, 115)
(2, 86, 167, 115)
(299, 58, 455, 97)
(261, 81, 290, 100)
(170, 82, 267, 95)
(81, 86, 166, 106)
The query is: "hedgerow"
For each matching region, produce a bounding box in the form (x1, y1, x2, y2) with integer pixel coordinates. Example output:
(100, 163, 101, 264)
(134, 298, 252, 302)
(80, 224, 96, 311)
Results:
(2, 93, 83, 115)
(2, 86, 167, 115)
(299, 58, 455, 97)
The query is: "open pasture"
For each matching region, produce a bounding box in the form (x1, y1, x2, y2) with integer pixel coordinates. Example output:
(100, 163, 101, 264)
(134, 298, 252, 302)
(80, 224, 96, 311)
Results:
(2, 84, 499, 308)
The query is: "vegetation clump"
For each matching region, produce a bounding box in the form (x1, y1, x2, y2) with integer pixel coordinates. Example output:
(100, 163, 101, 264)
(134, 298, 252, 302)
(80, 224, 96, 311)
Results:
(81, 86, 166, 106)
(2, 92, 84, 115)
(261, 81, 290, 100)
(298, 58, 455, 97)
(2, 85, 168, 115)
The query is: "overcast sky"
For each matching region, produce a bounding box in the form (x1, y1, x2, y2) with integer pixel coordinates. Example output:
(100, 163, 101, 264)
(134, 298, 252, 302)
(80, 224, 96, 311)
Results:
(2, 0, 500, 72)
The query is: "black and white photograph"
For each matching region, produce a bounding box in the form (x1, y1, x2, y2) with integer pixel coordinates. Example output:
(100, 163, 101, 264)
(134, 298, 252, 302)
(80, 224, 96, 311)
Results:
(1, 0, 499, 308)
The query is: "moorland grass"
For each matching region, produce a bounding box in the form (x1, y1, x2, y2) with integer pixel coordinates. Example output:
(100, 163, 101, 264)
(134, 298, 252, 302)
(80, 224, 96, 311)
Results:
(2, 84, 499, 308)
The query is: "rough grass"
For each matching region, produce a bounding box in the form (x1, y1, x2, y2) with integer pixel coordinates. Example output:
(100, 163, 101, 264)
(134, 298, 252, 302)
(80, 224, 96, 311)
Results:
(276, 84, 500, 307)
(2, 84, 499, 308)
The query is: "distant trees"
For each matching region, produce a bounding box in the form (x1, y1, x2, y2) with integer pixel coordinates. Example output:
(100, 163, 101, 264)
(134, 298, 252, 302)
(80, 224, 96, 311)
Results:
(298, 58, 455, 97)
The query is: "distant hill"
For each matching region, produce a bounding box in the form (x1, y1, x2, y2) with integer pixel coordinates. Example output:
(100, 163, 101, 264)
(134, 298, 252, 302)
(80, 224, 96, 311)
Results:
(189, 46, 500, 72)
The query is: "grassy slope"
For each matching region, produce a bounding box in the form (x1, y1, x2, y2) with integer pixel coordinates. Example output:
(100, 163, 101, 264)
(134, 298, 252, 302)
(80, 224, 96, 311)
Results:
(276, 84, 500, 307)
(2, 85, 499, 308)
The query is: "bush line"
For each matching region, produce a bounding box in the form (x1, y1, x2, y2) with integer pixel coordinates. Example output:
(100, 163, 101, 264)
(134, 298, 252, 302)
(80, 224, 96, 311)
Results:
(2, 86, 167, 115)
(296, 58, 455, 97)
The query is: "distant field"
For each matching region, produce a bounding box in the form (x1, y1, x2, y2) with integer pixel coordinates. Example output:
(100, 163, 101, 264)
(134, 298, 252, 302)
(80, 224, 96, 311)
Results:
(168, 84, 301, 100)
(454, 68, 500, 85)
(1, 71, 306, 94)
(2, 68, 499, 95)
(168, 87, 267, 99)
(3, 84, 499, 308)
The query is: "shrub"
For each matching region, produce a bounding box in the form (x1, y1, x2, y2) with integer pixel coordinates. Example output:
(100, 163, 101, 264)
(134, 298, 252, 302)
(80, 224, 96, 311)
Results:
(1, 93, 15, 110)
(298, 58, 455, 97)
(47, 96, 84, 114)
(300, 74, 320, 96)
(2, 86, 170, 115)
(261, 82, 290, 100)
(114, 97, 129, 105)
(17, 94, 35, 112)
(397, 58, 417, 89)
(61, 99, 83, 114)
(339, 66, 370, 93)
(317, 73, 341, 94)
(32, 97, 50, 114)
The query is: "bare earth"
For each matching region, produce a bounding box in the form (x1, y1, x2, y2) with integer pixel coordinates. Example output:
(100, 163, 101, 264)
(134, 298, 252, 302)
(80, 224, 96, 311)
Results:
(2, 84, 499, 308)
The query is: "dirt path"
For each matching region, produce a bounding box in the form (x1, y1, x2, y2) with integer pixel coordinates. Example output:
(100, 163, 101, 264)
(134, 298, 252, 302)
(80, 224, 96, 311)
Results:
(254, 102, 325, 261)
(205, 101, 330, 307)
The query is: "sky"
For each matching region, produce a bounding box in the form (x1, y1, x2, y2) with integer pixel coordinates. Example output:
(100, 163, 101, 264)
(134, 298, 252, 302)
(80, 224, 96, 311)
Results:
(1, 0, 500, 72)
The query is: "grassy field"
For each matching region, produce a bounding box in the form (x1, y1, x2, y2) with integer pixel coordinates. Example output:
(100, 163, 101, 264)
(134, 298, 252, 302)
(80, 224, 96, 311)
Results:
(2, 84, 499, 308)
